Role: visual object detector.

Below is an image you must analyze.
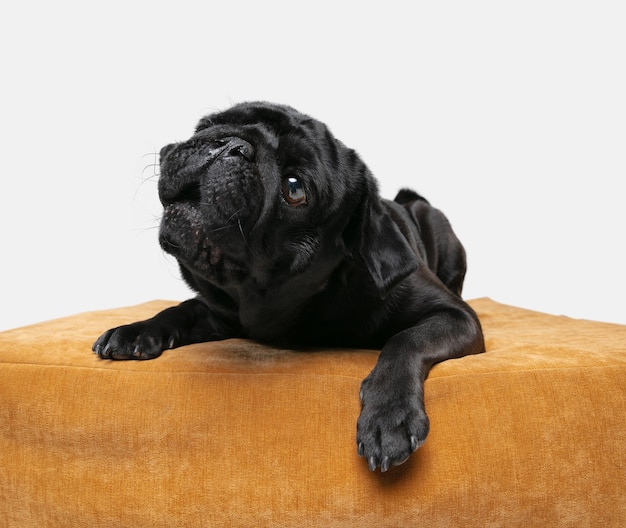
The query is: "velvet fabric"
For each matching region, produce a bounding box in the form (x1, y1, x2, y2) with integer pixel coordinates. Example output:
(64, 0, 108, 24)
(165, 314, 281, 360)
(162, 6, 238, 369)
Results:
(1, 298, 624, 527)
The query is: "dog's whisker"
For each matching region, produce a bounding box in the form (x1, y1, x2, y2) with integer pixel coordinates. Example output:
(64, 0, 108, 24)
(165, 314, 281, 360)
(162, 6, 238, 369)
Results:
(141, 164, 160, 179)
(139, 151, 161, 182)
(208, 224, 235, 234)
(236, 215, 251, 250)
(129, 225, 160, 234)
(227, 208, 245, 221)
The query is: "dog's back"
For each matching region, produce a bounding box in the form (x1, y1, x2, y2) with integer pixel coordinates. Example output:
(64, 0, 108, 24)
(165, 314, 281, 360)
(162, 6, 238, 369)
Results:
(384, 189, 467, 296)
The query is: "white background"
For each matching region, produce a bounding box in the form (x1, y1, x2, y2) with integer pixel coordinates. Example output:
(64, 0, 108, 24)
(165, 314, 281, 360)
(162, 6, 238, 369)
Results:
(1, 0, 624, 331)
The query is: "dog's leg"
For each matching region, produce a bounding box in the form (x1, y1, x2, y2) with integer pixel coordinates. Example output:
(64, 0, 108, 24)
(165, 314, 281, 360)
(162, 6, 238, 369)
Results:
(92, 298, 225, 360)
(356, 307, 483, 471)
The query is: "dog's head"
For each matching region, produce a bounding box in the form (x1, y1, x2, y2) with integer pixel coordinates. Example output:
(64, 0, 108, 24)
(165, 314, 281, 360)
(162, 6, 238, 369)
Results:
(158, 102, 415, 305)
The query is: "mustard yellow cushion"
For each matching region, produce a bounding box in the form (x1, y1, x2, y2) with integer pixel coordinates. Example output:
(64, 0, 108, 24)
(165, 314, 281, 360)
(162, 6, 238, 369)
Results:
(1, 298, 624, 527)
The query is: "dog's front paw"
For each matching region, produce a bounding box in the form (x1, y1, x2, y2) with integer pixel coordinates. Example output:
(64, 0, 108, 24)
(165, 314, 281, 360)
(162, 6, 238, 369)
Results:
(92, 322, 175, 360)
(356, 375, 429, 472)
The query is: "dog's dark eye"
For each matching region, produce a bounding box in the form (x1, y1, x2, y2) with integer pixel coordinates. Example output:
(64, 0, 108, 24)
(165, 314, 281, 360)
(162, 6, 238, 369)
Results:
(282, 177, 307, 206)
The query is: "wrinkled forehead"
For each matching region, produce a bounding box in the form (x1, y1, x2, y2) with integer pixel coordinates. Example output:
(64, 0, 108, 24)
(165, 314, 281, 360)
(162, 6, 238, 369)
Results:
(193, 102, 333, 163)
(195, 102, 304, 137)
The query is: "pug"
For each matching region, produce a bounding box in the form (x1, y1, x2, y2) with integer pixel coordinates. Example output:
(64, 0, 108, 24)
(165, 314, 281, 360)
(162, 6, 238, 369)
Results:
(93, 102, 485, 472)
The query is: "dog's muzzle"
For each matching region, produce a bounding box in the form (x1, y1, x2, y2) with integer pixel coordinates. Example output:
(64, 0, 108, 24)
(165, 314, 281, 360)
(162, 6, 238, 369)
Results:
(157, 136, 262, 273)
(158, 137, 255, 207)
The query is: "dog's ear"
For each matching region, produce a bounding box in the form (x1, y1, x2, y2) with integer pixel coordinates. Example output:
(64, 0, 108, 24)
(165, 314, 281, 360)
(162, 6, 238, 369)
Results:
(358, 202, 418, 298)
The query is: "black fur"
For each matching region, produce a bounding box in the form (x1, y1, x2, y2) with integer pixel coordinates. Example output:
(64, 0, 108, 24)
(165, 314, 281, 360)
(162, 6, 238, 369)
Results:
(93, 102, 485, 471)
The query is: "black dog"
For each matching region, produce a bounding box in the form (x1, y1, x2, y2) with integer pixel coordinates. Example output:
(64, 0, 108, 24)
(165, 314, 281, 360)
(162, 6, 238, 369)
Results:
(93, 102, 485, 472)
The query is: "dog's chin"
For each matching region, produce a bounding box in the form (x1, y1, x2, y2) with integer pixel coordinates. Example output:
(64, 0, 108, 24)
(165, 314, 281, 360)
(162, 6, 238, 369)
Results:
(159, 202, 248, 283)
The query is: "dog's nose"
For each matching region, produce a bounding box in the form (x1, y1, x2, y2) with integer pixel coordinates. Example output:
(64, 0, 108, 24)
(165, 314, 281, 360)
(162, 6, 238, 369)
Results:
(220, 137, 254, 161)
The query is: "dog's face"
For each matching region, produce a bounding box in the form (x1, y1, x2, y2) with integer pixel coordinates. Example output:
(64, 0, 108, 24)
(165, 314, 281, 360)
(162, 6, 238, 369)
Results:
(158, 102, 375, 296)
